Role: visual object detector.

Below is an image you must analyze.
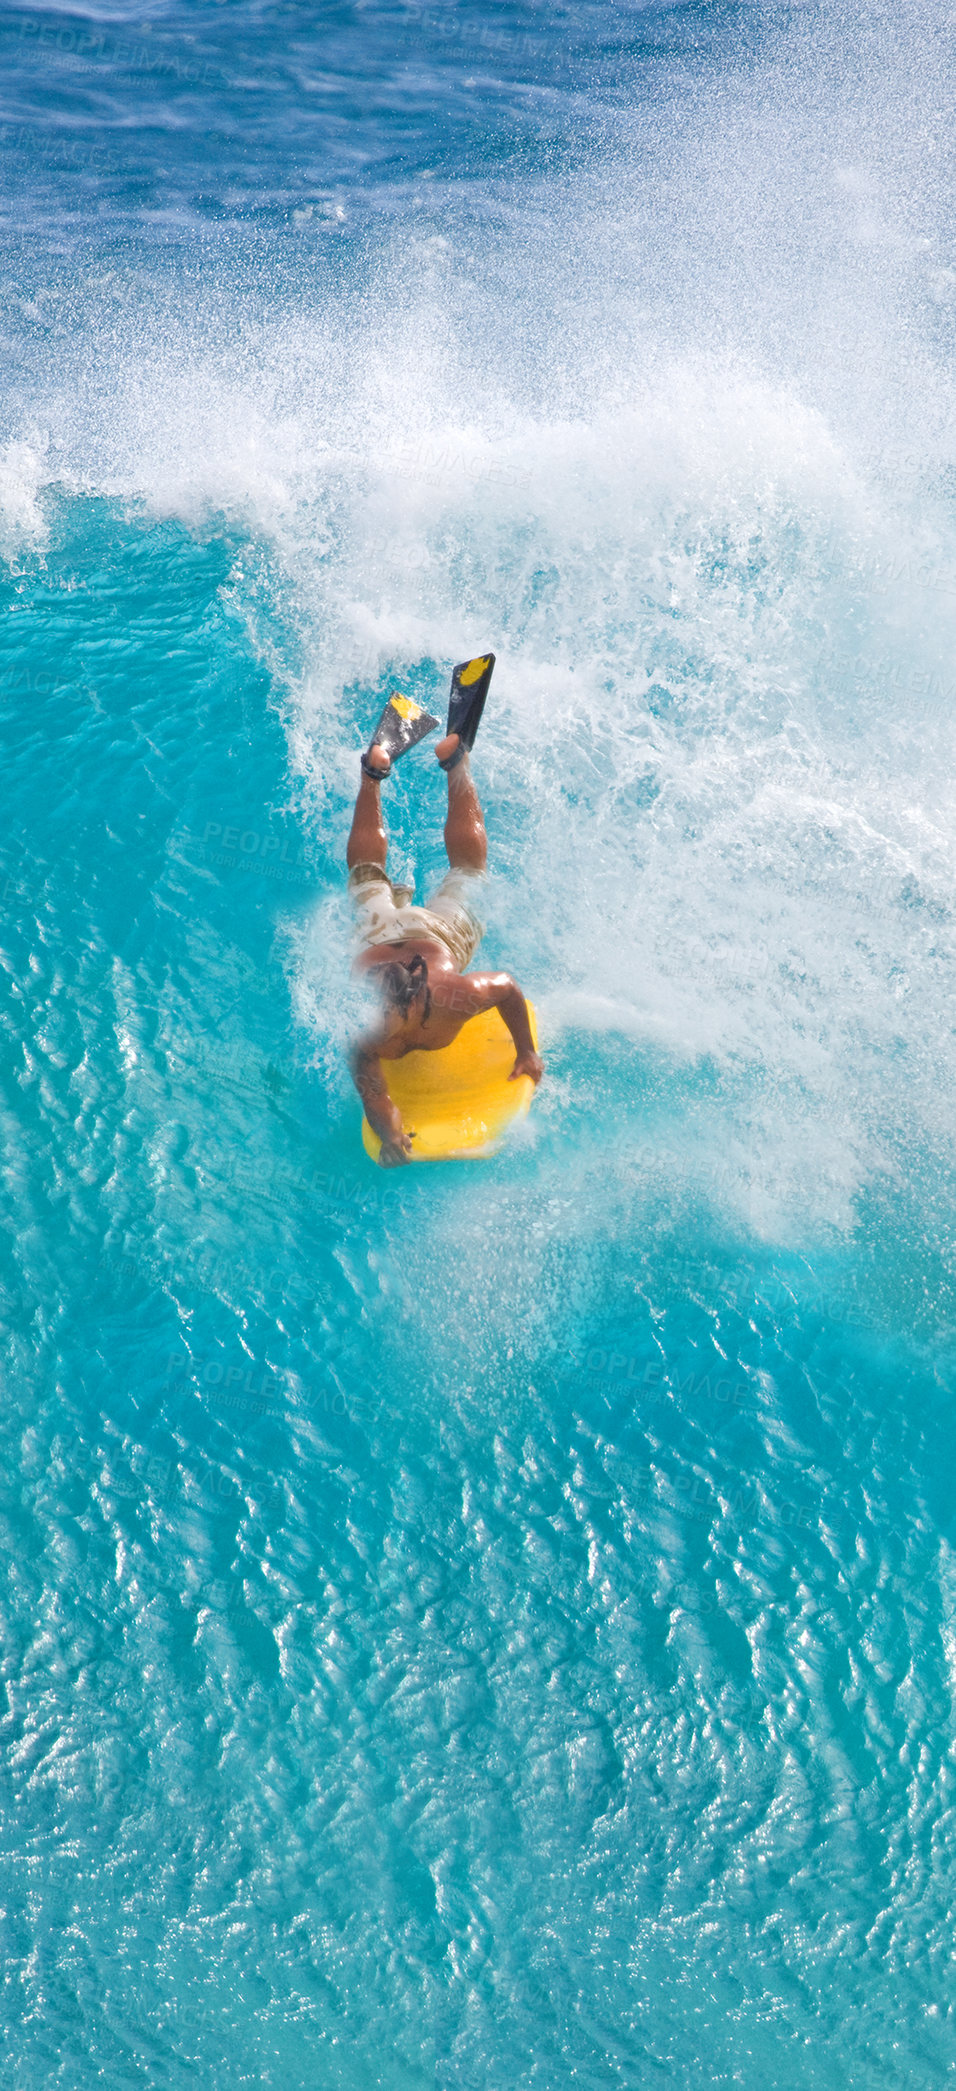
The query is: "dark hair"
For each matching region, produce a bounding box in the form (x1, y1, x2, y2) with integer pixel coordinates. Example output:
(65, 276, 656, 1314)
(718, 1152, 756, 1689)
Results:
(369, 953, 431, 1024)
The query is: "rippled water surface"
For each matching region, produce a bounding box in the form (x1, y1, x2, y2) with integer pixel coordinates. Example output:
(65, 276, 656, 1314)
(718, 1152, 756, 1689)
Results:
(2, 0, 956, 2083)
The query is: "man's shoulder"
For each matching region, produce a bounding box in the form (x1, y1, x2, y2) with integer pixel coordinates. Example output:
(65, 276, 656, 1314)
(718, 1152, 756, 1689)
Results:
(431, 968, 513, 1014)
(443, 967, 512, 991)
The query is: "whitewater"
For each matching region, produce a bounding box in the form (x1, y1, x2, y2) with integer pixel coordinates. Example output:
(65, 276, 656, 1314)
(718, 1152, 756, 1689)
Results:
(1, 0, 955, 2082)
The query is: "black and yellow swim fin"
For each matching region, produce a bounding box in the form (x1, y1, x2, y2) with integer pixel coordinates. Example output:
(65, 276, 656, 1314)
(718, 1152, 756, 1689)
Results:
(438, 653, 495, 771)
(361, 691, 440, 779)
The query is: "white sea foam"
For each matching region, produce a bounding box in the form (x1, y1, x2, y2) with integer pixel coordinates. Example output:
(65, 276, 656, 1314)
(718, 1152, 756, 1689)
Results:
(6, 0, 956, 1253)
(0, 438, 48, 550)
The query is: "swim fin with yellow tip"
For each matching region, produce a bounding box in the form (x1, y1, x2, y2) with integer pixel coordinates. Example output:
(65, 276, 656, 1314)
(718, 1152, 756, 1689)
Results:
(438, 653, 495, 770)
(361, 691, 440, 779)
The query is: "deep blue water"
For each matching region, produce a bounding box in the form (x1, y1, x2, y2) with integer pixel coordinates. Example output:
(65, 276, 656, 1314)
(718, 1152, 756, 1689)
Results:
(3, 0, 956, 2083)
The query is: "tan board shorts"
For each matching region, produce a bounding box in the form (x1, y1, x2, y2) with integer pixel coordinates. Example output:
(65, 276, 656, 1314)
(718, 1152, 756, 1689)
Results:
(349, 862, 486, 974)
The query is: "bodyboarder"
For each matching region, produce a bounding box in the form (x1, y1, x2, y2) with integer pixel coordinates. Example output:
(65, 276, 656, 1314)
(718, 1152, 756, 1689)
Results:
(347, 655, 544, 1166)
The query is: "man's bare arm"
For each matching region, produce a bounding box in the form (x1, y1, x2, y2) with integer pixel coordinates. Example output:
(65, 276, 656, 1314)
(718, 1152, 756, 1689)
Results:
(349, 1041, 413, 1162)
(496, 978, 544, 1082)
(438, 972, 544, 1082)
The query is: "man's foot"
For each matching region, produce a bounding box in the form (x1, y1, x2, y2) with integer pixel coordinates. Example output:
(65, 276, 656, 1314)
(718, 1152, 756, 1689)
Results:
(361, 742, 392, 781)
(436, 732, 465, 771)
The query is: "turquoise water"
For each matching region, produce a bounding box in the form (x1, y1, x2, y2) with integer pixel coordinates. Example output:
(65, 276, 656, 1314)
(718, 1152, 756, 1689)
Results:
(3, 0, 956, 2082)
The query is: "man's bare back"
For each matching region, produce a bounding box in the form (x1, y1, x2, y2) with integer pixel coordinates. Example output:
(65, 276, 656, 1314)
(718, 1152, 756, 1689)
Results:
(347, 718, 543, 1166)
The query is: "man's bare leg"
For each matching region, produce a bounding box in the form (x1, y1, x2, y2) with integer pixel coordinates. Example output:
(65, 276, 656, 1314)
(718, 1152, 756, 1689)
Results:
(436, 735, 487, 872)
(346, 745, 389, 870)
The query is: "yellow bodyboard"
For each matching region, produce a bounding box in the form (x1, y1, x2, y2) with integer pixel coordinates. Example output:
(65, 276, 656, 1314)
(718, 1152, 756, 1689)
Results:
(361, 1004, 538, 1163)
